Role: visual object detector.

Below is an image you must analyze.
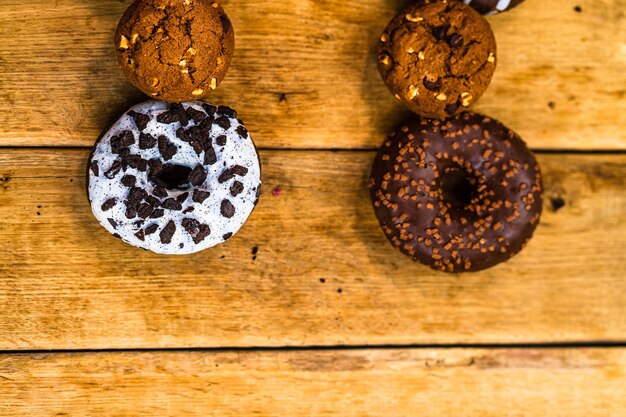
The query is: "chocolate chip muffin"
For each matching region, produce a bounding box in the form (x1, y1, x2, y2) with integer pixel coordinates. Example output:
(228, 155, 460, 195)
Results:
(378, 0, 497, 119)
(115, 0, 235, 103)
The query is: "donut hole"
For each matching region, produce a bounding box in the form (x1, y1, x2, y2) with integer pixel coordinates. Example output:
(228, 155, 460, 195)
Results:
(153, 164, 193, 190)
(441, 169, 474, 209)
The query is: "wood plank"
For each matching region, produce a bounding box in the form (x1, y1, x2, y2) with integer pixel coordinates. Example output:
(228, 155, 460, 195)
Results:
(0, 150, 624, 349)
(2, 348, 626, 416)
(0, 0, 623, 149)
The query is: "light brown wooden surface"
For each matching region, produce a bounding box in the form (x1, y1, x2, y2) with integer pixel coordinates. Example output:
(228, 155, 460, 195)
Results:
(0, 0, 624, 412)
(0, 0, 624, 149)
(3, 348, 626, 416)
(1, 150, 624, 350)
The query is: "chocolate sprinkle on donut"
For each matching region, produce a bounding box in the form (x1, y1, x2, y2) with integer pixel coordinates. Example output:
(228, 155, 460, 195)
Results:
(188, 165, 207, 186)
(218, 165, 248, 183)
(202, 104, 217, 115)
(110, 131, 135, 154)
(221, 199, 235, 218)
(139, 133, 157, 149)
(215, 116, 231, 130)
(219, 106, 237, 119)
(159, 220, 176, 244)
(181, 219, 211, 244)
(158, 136, 178, 161)
(125, 206, 137, 219)
(146, 196, 160, 207)
(124, 154, 147, 172)
(162, 198, 183, 211)
(135, 229, 146, 241)
(230, 181, 244, 196)
(118, 148, 131, 159)
(192, 226, 210, 243)
(128, 110, 150, 131)
(369, 112, 542, 272)
(145, 224, 159, 235)
(153, 186, 168, 198)
(150, 209, 164, 219)
(204, 146, 217, 165)
(182, 218, 200, 234)
(157, 103, 189, 126)
(192, 190, 211, 203)
(90, 161, 99, 176)
(176, 192, 189, 203)
(137, 203, 153, 219)
(216, 135, 227, 146)
(101, 198, 117, 211)
(176, 128, 191, 143)
(121, 175, 136, 187)
(186, 107, 207, 123)
(128, 187, 147, 204)
(236, 126, 249, 139)
(105, 160, 122, 179)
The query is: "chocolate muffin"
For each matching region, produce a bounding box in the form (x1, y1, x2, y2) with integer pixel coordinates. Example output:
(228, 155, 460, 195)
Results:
(116, 0, 235, 103)
(378, 0, 497, 119)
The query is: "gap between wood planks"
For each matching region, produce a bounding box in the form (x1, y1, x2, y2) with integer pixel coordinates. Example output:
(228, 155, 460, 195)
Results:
(0, 146, 626, 155)
(2, 341, 626, 355)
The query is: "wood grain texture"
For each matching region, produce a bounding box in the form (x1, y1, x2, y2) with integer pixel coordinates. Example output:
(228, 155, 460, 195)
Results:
(0, 150, 624, 350)
(0, 0, 624, 149)
(2, 348, 626, 416)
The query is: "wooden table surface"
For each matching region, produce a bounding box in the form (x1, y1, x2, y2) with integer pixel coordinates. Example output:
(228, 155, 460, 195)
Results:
(1, 0, 625, 415)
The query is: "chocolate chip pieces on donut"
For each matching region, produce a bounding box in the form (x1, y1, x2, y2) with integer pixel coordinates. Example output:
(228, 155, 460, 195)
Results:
(463, 0, 525, 15)
(378, 0, 497, 119)
(87, 101, 261, 255)
(369, 112, 542, 272)
(116, 0, 235, 102)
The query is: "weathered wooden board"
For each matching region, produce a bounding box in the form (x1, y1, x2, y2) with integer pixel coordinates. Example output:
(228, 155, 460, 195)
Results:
(2, 348, 626, 416)
(1, 0, 624, 412)
(0, 150, 624, 350)
(0, 0, 623, 149)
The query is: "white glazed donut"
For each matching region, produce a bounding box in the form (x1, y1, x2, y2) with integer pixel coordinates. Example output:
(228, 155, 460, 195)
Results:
(87, 100, 261, 255)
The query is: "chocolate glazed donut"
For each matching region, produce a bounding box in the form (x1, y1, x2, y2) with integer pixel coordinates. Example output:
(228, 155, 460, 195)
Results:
(369, 112, 543, 272)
